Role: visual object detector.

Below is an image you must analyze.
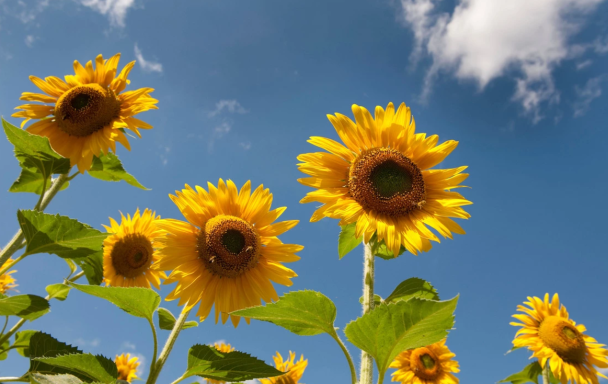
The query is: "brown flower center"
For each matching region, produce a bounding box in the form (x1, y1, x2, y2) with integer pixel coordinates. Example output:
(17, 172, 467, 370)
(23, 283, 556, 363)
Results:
(410, 347, 440, 380)
(110, 233, 153, 278)
(348, 148, 425, 216)
(197, 215, 260, 278)
(55, 84, 121, 137)
(538, 316, 587, 364)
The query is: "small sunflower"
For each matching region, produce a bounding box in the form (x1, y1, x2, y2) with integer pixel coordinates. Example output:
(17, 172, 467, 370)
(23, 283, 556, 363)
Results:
(298, 102, 471, 256)
(13, 53, 158, 173)
(511, 293, 608, 384)
(154, 179, 302, 327)
(103, 208, 166, 288)
(390, 339, 459, 384)
(206, 342, 236, 384)
(115, 353, 139, 382)
(0, 258, 18, 294)
(259, 351, 307, 384)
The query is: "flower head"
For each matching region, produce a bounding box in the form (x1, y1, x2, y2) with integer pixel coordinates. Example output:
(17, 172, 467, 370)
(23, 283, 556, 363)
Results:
(259, 351, 307, 384)
(115, 353, 139, 382)
(390, 339, 459, 384)
(0, 258, 17, 294)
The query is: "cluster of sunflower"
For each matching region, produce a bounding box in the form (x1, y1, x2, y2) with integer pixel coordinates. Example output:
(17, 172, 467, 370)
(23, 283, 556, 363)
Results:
(0, 52, 604, 384)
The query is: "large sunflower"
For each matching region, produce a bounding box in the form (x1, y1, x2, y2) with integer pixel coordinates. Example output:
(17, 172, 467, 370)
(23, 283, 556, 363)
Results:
(0, 258, 18, 294)
(511, 293, 608, 384)
(206, 342, 235, 384)
(259, 351, 307, 384)
(154, 180, 303, 327)
(13, 53, 158, 173)
(390, 339, 459, 384)
(298, 102, 471, 256)
(102, 208, 166, 288)
(115, 353, 139, 382)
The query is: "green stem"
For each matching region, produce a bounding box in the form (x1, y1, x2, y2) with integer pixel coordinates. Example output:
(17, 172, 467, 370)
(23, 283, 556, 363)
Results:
(169, 374, 187, 384)
(542, 360, 551, 384)
(0, 254, 27, 278)
(148, 317, 159, 370)
(0, 377, 28, 382)
(360, 241, 375, 384)
(33, 177, 48, 211)
(1, 316, 9, 336)
(330, 331, 358, 384)
(146, 307, 192, 384)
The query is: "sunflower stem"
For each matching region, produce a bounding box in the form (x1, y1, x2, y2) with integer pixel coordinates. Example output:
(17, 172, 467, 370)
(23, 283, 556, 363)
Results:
(147, 307, 192, 384)
(330, 331, 358, 384)
(542, 361, 551, 384)
(360, 241, 375, 384)
(148, 317, 159, 371)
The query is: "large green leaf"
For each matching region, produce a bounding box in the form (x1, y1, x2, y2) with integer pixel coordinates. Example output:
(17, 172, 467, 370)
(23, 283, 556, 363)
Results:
(0, 294, 50, 321)
(15, 329, 39, 357)
(2, 118, 70, 180)
(89, 153, 147, 190)
(70, 283, 160, 321)
(29, 332, 83, 377)
(384, 278, 440, 303)
(157, 307, 198, 331)
(46, 283, 71, 301)
(33, 353, 118, 383)
(338, 223, 361, 259)
(184, 344, 283, 381)
(9, 167, 70, 195)
(72, 252, 104, 286)
(30, 373, 85, 384)
(344, 296, 458, 378)
(18, 210, 108, 259)
(232, 290, 337, 336)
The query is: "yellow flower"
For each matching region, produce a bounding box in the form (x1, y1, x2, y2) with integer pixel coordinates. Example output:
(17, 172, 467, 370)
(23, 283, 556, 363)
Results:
(390, 339, 459, 384)
(0, 258, 17, 294)
(259, 351, 307, 384)
(298, 102, 471, 256)
(115, 353, 139, 382)
(206, 343, 236, 384)
(511, 293, 608, 384)
(12, 53, 158, 173)
(154, 179, 303, 327)
(103, 208, 166, 288)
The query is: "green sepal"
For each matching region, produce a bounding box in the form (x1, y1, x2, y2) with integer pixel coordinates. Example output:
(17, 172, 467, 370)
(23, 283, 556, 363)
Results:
(89, 153, 148, 190)
(384, 277, 440, 303)
(370, 233, 406, 259)
(0, 294, 50, 321)
(338, 222, 361, 259)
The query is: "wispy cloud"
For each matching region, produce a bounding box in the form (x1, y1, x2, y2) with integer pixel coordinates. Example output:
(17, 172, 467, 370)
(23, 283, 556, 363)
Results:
(398, 0, 606, 122)
(73, 337, 101, 348)
(239, 142, 251, 150)
(79, 0, 138, 27)
(576, 60, 593, 70)
(134, 43, 163, 73)
(208, 122, 232, 152)
(573, 75, 607, 117)
(159, 145, 171, 166)
(208, 100, 248, 117)
(3, 0, 50, 24)
(24, 35, 36, 48)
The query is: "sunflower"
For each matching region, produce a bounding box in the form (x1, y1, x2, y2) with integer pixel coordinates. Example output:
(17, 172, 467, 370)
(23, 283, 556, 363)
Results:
(511, 293, 608, 384)
(259, 351, 307, 384)
(103, 208, 166, 288)
(12, 53, 158, 173)
(298, 102, 471, 256)
(115, 353, 139, 382)
(0, 258, 17, 294)
(390, 339, 459, 384)
(206, 342, 236, 384)
(154, 179, 302, 327)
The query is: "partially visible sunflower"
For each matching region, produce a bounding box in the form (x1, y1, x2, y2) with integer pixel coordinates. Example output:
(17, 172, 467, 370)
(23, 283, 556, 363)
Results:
(115, 353, 139, 382)
(103, 208, 166, 288)
(0, 258, 17, 294)
(206, 342, 236, 384)
(390, 339, 459, 384)
(511, 293, 608, 384)
(298, 102, 471, 256)
(154, 179, 303, 327)
(13, 53, 158, 173)
(259, 351, 307, 384)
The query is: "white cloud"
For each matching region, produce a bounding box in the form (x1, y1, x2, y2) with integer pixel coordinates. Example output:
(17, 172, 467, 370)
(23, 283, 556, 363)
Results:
(134, 43, 163, 73)
(573, 74, 607, 117)
(24, 35, 36, 48)
(3, 0, 50, 23)
(594, 36, 608, 54)
(79, 0, 137, 27)
(576, 59, 593, 70)
(120, 341, 136, 350)
(159, 145, 170, 165)
(239, 142, 251, 150)
(208, 100, 248, 117)
(211, 339, 227, 346)
(399, 0, 606, 121)
(73, 337, 100, 348)
(208, 122, 232, 152)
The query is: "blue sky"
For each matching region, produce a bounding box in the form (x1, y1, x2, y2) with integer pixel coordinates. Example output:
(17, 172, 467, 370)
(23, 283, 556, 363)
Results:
(1, 0, 608, 383)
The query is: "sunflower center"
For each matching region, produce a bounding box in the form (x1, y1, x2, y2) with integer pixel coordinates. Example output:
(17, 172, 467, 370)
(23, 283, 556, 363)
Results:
(349, 148, 425, 216)
(110, 233, 153, 278)
(538, 316, 587, 364)
(410, 347, 440, 380)
(197, 215, 261, 278)
(55, 84, 121, 137)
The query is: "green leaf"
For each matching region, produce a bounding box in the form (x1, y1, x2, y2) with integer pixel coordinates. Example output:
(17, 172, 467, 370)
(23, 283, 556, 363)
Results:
(232, 290, 337, 336)
(89, 153, 148, 190)
(344, 296, 458, 377)
(46, 283, 71, 301)
(369, 234, 406, 259)
(29, 332, 82, 377)
(183, 344, 284, 381)
(498, 362, 543, 384)
(15, 329, 39, 357)
(2, 118, 71, 179)
(359, 294, 383, 306)
(384, 278, 440, 303)
(69, 283, 160, 321)
(64, 258, 78, 276)
(338, 222, 361, 259)
(157, 307, 198, 331)
(32, 353, 118, 383)
(72, 252, 104, 286)
(0, 339, 9, 360)
(0, 294, 50, 320)
(30, 373, 85, 384)
(18, 210, 108, 258)
(9, 167, 70, 195)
